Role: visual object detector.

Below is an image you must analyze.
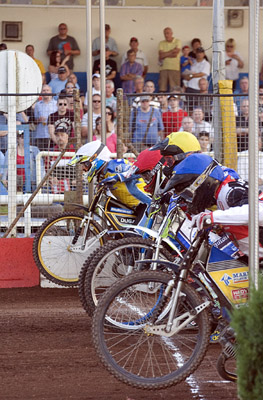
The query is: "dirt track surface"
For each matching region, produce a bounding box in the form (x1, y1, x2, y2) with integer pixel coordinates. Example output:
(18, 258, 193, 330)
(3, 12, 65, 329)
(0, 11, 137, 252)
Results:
(0, 287, 238, 400)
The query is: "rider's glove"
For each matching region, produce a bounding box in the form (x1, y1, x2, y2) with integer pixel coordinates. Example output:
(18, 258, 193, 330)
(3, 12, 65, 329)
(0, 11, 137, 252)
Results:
(191, 211, 214, 231)
(99, 174, 120, 186)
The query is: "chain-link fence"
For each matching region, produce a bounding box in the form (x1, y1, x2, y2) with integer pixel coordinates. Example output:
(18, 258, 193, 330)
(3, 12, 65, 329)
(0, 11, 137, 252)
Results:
(0, 86, 260, 237)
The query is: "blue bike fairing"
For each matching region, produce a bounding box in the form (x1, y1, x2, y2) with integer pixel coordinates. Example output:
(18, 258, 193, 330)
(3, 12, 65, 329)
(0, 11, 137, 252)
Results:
(208, 233, 240, 263)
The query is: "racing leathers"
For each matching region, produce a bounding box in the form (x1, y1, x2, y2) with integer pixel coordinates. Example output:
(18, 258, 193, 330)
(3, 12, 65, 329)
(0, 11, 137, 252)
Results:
(193, 174, 263, 257)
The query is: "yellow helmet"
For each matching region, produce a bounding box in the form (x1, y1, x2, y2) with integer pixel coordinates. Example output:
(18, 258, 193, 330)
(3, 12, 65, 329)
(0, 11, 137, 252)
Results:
(150, 131, 201, 156)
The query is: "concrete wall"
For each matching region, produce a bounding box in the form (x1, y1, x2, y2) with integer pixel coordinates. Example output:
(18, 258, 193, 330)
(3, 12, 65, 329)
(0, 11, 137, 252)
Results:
(0, 7, 261, 74)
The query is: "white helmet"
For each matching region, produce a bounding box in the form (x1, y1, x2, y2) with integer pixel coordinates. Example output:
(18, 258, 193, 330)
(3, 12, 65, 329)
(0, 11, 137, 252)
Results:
(68, 141, 111, 166)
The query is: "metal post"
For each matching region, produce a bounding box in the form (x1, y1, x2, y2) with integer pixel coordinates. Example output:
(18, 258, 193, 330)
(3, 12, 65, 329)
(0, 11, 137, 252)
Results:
(100, 0, 106, 145)
(86, 0, 93, 144)
(86, 0, 93, 205)
(73, 89, 83, 205)
(7, 52, 17, 237)
(212, 0, 225, 163)
(116, 88, 124, 158)
(249, 0, 260, 290)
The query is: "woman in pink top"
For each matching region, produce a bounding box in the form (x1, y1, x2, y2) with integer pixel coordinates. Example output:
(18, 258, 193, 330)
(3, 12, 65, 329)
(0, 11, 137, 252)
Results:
(93, 107, 117, 153)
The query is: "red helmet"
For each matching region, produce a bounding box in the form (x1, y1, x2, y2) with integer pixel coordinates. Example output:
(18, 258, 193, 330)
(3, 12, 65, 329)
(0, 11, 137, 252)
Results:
(132, 149, 166, 194)
(133, 149, 163, 172)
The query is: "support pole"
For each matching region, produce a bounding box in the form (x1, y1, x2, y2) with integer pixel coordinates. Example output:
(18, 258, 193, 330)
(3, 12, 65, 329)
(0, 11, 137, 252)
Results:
(7, 52, 17, 237)
(249, 0, 260, 289)
(99, 0, 106, 145)
(212, 0, 225, 163)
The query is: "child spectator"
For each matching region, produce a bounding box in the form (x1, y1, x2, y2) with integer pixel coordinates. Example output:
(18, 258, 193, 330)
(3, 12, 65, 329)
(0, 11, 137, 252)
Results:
(198, 131, 210, 152)
(180, 45, 192, 89)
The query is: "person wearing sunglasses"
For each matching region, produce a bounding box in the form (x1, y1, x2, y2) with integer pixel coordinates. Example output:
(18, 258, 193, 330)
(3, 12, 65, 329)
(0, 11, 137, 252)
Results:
(48, 95, 74, 146)
(81, 94, 101, 139)
(225, 38, 244, 91)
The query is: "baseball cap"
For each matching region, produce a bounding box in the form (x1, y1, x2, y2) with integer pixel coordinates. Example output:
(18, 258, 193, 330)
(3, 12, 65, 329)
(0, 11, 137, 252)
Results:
(130, 37, 138, 43)
(196, 47, 205, 53)
(141, 95, 151, 102)
(182, 45, 190, 50)
(55, 125, 69, 134)
(168, 94, 179, 100)
(58, 66, 67, 74)
(92, 73, 100, 79)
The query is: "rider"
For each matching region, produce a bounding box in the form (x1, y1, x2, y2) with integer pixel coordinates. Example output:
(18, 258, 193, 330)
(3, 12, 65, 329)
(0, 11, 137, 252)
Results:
(68, 131, 201, 207)
(161, 151, 263, 257)
(68, 140, 152, 211)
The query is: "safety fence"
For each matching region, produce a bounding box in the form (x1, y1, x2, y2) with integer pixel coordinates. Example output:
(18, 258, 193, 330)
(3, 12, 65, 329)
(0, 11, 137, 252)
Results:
(0, 86, 259, 237)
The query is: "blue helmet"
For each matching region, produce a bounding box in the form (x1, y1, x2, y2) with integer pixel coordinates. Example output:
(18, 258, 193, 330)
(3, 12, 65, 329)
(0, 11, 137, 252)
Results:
(163, 153, 225, 214)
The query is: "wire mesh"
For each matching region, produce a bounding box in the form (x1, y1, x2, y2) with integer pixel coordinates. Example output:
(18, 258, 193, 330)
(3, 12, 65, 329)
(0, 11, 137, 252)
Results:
(0, 88, 261, 237)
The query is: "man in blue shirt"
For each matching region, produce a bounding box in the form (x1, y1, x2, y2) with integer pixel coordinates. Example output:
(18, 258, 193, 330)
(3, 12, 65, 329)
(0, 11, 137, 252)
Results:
(130, 95, 164, 151)
(48, 66, 68, 99)
(120, 50, 143, 94)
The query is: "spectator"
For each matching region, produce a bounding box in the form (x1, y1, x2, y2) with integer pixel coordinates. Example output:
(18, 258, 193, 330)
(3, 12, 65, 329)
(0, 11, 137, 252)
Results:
(67, 73, 80, 89)
(61, 81, 83, 117)
(157, 94, 169, 113)
(195, 77, 212, 121)
(179, 116, 194, 133)
(25, 44, 46, 84)
(158, 27, 181, 91)
(120, 49, 143, 94)
(132, 80, 160, 109)
(33, 84, 58, 151)
(49, 126, 75, 194)
(183, 47, 210, 94)
(48, 66, 69, 99)
(92, 24, 119, 62)
(53, 125, 75, 152)
(48, 50, 70, 81)
(106, 80, 117, 116)
(46, 23, 80, 72)
(144, 80, 160, 108)
(93, 47, 117, 82)
(192, 107, 214, 139)
(133, 75, 145, 94)
(225, 38, 244, 91)
(171, 85, 186, 110)
(236, 98, 249, 152)
(81, 94, 102, 139)
(180, 45, 193, 88)
(0, 113, 26, 154)
(234, 76, 249, 113)
(198, 131, 211, 152)
(130, 95, 164, 151)
(48, 95, 74, 145)
(0, 43, 7, 51)
(93, 112, 117, 154)
(2, 129, 45, 192)
(131, 76, 145, 108)
(162, 95, 188, 137)
(189, 38, 208, 61)
(84, 73, 101, 107)
(106, 106, 116, 134)
(121, 37, 148, 78)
